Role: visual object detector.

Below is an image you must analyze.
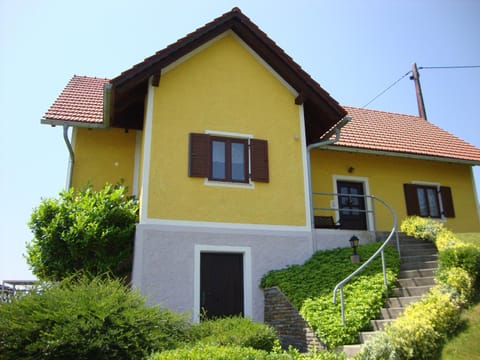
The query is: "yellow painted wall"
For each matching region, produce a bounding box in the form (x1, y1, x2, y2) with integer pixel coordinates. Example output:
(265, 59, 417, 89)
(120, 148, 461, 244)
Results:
(311, 149, 480, 232)
(72, 127, 137, 192)
(146, 34, 307, 225)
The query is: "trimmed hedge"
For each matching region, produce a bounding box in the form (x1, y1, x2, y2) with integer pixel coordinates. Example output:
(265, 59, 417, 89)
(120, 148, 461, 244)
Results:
(189, 316, 277, 351)
(149, 343, 347, 360)
(357, 217, 480, 360)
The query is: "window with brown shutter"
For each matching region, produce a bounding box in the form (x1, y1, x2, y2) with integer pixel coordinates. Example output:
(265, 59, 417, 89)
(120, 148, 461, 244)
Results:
(403, 183, 455, 219)
(440, 186, 455, 218)
(188, 133, 269, 184)
(188, 133, 210, 178)
(250, 139, 269, 183)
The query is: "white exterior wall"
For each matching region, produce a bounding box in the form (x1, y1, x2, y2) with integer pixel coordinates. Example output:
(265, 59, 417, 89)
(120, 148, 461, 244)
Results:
(132, 224, 313, 322)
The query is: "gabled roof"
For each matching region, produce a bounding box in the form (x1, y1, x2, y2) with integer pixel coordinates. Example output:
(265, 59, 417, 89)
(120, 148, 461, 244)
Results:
(42, 75, 109, 127)
(42, 76, 480, 165)
(331, 106, 480, 164)
(108, 7, 347, 139)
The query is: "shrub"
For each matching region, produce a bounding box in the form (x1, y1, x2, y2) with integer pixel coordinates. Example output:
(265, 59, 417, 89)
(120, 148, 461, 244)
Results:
(400, 216, 444, 242)
(27, 183, 139, 281)
(438, 243, 480, 277)
(385, 287, 460, 359)
(0, 274, 190, 359)
(148, 343, 347, 360)
(437, 266, 475, 307)
(355, 331, 398, 360)
(190, 316, 277, 351)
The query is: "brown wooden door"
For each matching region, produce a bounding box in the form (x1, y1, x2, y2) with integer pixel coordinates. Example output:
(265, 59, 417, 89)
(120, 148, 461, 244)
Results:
(200, 253, 244, 319)
(337, 181, 367, 230)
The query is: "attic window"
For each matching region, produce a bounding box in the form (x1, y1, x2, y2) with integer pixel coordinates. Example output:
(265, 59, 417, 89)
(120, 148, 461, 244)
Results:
(188, 133, 269, 184)
(403, 183, 455, 218)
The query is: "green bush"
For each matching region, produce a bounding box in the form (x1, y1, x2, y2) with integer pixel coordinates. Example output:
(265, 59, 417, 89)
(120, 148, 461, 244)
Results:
(362, 217, 479, 360)
(385, 287, 460, 359)
(27, 183, 139, 281)
(149, 343, 347, 360)
(0, 275, 190, 359)
(436, 266, 475, 307)
(355, 331, 398, 360)
(190, 316, 277, 351)
(400, 216, 444, 242)
(438, 243, 480, 277)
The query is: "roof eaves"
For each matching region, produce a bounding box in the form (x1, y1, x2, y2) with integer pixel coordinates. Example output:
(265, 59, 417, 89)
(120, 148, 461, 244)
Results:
(326, 144, 480, 166)
(41, 117, 107, 128)
(110, 7, 345, 119)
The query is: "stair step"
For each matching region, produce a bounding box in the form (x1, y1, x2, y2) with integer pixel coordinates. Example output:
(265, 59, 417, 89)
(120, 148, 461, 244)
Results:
(341, 344, 362, 358)
(401, 254, 438, 263)
(393, 285, 431, 297)
(371, 319, 393, 331)
(400, 247, 438, 257)
(359, 331, 376, 343)
(399, 268, 435, 279)
(400, 260, 438, 270)
(386, 296, 422, 308)
(398, 276, 435, 287)
(379, 307, 404, 319)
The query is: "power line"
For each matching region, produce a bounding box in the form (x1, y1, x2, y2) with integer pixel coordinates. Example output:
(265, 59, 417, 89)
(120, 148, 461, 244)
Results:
(419, 65, 480, 70)
(362, 64, 480, 108)
(362, 71, 411, 108)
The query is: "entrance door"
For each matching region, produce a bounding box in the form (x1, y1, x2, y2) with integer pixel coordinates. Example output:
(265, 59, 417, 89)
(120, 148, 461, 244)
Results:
(337, 181, 367, 230)
(200, 253, 244, 319)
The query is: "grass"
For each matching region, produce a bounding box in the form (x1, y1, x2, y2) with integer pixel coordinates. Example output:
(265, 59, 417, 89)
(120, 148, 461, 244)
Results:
(456, 232, 480, 248)
(439, 298, 480, 359)
(438, 232, 480, 360)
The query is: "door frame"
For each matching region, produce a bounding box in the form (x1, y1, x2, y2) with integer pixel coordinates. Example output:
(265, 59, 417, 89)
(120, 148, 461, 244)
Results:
(333, 175, 374, 231)
(193, 245, 252, 322)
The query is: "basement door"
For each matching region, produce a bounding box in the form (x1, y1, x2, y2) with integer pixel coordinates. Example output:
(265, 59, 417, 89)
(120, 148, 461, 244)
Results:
(200, 253, 244, 319)
(337, 181, 368, 230)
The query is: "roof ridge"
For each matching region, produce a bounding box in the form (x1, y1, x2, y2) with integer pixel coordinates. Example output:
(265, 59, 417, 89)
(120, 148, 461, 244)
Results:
(344, 105, 422, 119)
(72, 74, 111, 81)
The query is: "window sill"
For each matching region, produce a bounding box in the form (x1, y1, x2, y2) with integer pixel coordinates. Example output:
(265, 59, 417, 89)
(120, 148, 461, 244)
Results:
(204, 179, 255, 189)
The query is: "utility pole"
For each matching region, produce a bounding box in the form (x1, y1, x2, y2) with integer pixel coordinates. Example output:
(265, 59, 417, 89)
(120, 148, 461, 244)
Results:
(410, 63, 428, 120)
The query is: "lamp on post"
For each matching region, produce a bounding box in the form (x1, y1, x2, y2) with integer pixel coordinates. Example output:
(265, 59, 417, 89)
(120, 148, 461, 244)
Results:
(349, 235, 360, 263)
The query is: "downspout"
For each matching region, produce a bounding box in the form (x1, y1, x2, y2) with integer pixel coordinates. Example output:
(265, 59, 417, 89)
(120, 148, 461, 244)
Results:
(307, 116, 351, 250)
(63, 125, 74, 189)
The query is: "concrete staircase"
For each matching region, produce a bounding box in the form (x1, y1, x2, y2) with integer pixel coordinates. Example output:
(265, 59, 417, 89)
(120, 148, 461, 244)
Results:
(342, 234, 438, 358)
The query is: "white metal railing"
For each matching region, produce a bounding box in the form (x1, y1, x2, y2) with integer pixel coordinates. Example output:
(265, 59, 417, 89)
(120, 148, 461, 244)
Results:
(311, 192, 400, 325)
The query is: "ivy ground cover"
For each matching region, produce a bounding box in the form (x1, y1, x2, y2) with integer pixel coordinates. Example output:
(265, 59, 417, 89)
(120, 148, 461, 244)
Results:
(261, 242, 400, 348)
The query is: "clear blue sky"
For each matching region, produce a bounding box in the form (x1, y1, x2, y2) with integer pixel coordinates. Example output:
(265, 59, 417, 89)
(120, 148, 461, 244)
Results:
(1, 0, 479, 280)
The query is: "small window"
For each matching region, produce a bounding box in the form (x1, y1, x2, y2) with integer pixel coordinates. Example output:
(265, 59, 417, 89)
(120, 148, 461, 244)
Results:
(211, 137, 248, 183)
(404, 183, 455, 218)
(188, 133, 269, 183)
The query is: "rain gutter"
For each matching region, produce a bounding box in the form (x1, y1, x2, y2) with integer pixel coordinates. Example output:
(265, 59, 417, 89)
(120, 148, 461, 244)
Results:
(307, 116, 351, 232)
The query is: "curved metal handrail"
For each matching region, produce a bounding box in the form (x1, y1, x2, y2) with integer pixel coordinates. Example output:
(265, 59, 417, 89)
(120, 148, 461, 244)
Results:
(329, 195, 399, 324)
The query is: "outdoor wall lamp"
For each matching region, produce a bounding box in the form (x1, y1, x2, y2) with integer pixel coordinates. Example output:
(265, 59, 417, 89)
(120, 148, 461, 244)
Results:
(349, 235, 360, 263)
(348, 166, 355, 173)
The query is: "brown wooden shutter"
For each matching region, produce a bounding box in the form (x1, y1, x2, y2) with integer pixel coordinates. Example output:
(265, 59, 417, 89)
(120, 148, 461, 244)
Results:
(188, 133, 210, 177)
(440, 186, 455, 218)
(403, 184, 420, 216)
(250, 139, 269, 182)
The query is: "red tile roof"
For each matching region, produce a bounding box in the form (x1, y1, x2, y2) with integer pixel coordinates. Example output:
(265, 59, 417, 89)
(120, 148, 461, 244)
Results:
(42, 75, 109, 125)
(333, 106, 480, 164)
(42, 76, 480, 164)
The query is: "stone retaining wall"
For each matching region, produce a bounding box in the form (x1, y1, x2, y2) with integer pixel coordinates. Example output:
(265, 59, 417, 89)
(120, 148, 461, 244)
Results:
(264, 286, 324, 352)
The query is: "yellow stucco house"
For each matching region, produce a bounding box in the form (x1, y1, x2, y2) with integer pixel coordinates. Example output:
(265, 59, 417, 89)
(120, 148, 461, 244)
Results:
(43, 8, 480, 321)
